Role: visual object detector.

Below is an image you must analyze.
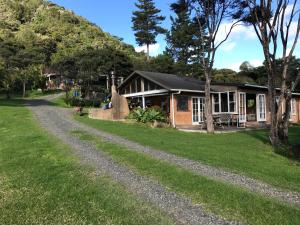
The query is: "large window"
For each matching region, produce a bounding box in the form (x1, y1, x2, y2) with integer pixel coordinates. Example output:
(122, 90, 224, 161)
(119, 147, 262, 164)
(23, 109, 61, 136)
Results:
(213, 92, 236, 114)
(177, 96, 189, 111)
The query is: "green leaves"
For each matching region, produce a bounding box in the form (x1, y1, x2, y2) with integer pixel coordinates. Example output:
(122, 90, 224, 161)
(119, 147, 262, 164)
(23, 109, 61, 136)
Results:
(132, 0, 167, 51)
(127, 107, 167, 123)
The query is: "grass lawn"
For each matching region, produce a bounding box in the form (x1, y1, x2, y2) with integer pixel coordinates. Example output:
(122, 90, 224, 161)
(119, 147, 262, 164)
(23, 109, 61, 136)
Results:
(25, 89, 63, 98)
(72, 130, 300, 225)
(48, 94, 71, 108)
(0, 99, 173, 225)
(76, 116, 300, 193)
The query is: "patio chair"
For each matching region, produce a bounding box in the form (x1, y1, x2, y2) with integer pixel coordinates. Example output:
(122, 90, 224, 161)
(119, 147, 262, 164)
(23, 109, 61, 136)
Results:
(219, 114, 232, 127)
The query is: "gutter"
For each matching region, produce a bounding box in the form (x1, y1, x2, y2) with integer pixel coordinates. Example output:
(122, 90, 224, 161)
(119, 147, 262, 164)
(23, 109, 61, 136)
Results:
(171, 91, 181, 128)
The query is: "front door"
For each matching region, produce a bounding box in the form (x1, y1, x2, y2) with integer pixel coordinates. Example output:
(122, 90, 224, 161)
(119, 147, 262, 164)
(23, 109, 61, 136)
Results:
(239, 92, 246, 123)
(192, 97, 205, 124)
(256, 94, 266, 122)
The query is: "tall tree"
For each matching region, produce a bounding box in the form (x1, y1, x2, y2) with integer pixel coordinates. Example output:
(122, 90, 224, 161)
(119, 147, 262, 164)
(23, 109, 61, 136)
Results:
(188, 0, 243, 133)
(166, 0, 195, 76)
(243, 0, 300, 145)
(132, 0, 167, 60)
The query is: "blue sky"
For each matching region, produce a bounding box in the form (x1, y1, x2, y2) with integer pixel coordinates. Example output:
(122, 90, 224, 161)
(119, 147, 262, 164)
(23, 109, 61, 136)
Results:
(51, 0, 299, 71)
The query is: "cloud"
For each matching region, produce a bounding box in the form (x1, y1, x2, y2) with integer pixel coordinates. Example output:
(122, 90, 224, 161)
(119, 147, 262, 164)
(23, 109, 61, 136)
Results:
(228, 59, 263, 72)
(135, 44, 160, 56)
(249, 59, 263, 67)
(215, 21, 257, 46)
(220, 42, 236, 52)
(228, 62, 243, 72)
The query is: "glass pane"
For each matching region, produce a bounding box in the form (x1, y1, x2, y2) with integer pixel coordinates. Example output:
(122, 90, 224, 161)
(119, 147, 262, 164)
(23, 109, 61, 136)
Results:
(221, 93, 228, 112)
(136, 77, 141, 92)
(213, 94, 219, 113)
(229, 92, 234, 101)
(177, 96, 189, 111)
(193, 98, 199, 122)
(131, 82, 136, 93)
(230, 102, 235, 112)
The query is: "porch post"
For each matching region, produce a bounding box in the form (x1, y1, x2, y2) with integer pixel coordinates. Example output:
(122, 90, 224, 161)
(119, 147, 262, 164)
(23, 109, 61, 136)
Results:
(142, 96, 146, 109)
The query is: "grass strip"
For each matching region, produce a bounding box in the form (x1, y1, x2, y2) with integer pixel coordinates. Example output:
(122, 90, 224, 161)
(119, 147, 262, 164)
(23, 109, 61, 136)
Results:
(76, 115, 300, 193)
(0, 99, 173, 225)
(72, 130, 300, 225)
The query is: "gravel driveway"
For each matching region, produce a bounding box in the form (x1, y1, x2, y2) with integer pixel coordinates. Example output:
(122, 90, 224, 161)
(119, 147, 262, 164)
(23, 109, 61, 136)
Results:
(26, 98, 241, 225)
(27, 96, 300, 208)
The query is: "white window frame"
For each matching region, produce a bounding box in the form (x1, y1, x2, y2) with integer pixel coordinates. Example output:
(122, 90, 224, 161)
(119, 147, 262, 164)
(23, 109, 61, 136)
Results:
(238, 92, 246, 123)
(192, 97, 205, 125)
(212, 91, 237, 114)
(291, 98, 296, 115)
(256, 94, 266, 122)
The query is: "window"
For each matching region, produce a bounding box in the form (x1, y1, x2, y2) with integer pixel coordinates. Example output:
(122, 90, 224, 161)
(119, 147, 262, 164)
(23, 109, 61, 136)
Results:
(229, 92, 236, 112)
(177, 96, 189, 111)
(257, 94, 266, 121)
(291, 98, 296, 115)
(221, 93, 228, 112)
(213, 92, 236, 113)
(125, 84, 130, 94)
(213, 94, 220, 113)
(136, 77, 141, 92)
(131, 82, 136, 93)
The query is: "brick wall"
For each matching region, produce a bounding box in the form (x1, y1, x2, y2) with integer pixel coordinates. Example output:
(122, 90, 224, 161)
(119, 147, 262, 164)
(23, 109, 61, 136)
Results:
(170, 93, 204, 126)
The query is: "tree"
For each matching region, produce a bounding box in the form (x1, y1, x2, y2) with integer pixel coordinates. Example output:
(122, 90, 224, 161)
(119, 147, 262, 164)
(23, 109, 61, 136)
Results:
(0, 37, 23, 98)
(243, 0, 300, 145)
(188, 0, 243, 133)
(166, 0, 197, 76)
(239, 61, 254, 72)
(149, 53, 175, 74)
(132, 0, 167, 60)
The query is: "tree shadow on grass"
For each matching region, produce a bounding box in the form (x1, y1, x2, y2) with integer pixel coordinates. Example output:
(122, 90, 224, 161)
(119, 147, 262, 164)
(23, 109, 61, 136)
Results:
(243, 127, 300, 161)
(243, 129, 270, 145)
(0, 98, 56, 108)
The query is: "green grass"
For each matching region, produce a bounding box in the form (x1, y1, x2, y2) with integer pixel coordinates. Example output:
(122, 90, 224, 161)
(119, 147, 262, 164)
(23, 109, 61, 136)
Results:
(76, 116, 300, 193)
(48, 94, 71, 108)
(25, 89, 64, 98)
(72, 130, 300, 225)
(0, 99, 173, 225)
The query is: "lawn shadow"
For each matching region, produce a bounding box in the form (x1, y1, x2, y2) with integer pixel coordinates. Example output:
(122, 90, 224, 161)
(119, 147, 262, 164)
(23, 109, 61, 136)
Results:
(243, 129, 270, 145)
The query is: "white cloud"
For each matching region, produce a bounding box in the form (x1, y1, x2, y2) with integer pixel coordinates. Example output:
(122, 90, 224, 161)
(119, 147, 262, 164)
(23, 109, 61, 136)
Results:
(249, 59, 263, 68)
(135, 44, 160, 56)
(228, 59, 263, 72)
(215, 21, 257, 46)
(228, 62, 243, 72)
(221, 42, 236, 52)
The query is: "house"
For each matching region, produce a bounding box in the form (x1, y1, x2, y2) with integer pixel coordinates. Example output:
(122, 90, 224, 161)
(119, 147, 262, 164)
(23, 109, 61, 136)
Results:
(118, 71, 300, 128)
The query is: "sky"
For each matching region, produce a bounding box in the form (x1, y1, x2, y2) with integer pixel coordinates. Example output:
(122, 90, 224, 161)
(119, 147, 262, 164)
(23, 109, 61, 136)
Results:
(51, 0, 300, 71)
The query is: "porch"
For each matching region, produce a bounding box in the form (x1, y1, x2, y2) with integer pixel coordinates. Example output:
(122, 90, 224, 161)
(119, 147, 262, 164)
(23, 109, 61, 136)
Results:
(189, 91, 268, 129)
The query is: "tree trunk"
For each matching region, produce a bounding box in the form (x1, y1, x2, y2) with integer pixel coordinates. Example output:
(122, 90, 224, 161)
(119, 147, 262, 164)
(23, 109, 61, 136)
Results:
(146, 44, 150, 61)
(6, 85, 10, 99)
(204, 71, 214, 134)
(278, 94, 291, 144)
(22, 80, 26, 98)
(268, 79, 278, 146)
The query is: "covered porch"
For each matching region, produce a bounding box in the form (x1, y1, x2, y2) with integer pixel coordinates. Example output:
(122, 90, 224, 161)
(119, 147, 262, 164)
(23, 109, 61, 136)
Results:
(123, 90, 171, 115)
(186, 91, 268, 130)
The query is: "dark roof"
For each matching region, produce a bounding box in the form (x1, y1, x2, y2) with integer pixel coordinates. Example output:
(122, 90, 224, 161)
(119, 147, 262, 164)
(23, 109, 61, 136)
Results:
(119, 71, 206, 92)
(119, 70, 300, 95)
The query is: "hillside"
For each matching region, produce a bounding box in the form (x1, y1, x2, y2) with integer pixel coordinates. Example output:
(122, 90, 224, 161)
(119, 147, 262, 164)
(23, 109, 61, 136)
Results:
(0, 0, 140, 66)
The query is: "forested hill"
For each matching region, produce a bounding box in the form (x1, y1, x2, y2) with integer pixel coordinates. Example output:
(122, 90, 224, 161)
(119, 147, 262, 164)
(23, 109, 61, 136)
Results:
(0, 0, 139, 68)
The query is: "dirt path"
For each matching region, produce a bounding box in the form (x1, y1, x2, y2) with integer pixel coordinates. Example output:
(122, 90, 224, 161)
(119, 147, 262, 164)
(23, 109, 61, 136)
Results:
(26, 98, 240, 225)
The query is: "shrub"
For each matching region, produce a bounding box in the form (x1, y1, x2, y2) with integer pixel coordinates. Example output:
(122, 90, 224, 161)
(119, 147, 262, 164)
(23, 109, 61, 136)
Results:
(65, 97, 81, 107)
(64, 97, 101, 107)
(127, 107, 167, 123)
